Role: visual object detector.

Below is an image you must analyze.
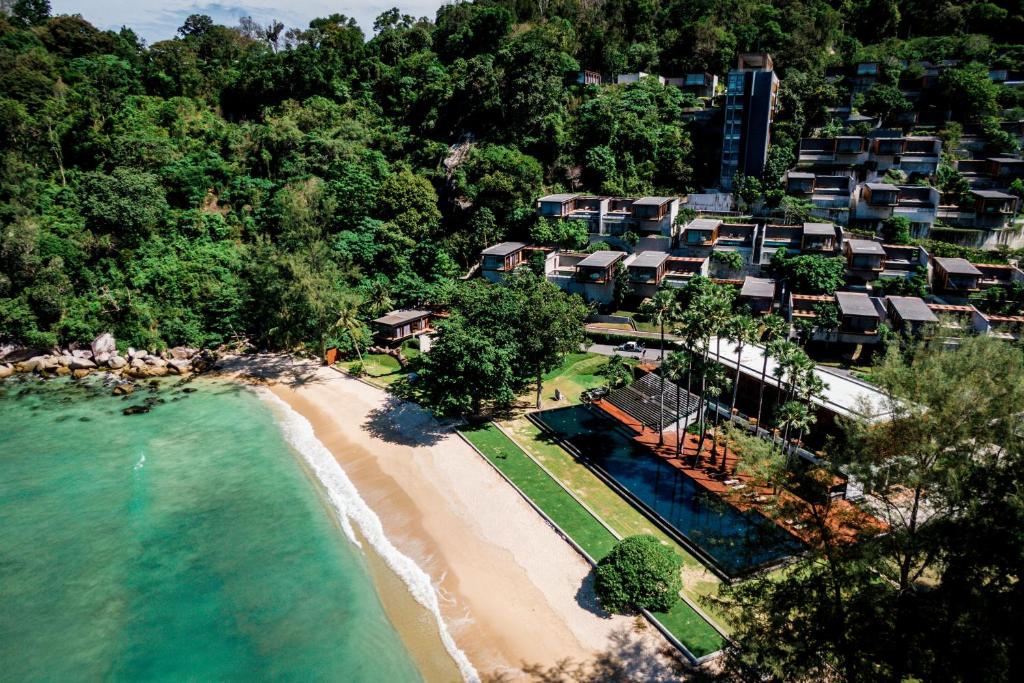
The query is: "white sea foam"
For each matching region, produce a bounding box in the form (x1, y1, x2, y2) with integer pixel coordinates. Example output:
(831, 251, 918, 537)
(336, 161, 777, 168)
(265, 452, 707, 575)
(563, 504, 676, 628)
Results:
(260, 390, 480, 683)
(133, 452, 146, 470)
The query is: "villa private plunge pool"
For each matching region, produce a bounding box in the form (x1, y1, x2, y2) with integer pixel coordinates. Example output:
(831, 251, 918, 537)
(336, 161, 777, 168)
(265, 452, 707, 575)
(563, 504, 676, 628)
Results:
(533, 405, 804, 578)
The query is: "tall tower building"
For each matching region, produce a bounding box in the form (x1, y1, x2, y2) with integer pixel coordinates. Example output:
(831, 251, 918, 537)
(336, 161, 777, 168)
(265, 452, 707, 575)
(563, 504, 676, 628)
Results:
(719, 53, 780, 190)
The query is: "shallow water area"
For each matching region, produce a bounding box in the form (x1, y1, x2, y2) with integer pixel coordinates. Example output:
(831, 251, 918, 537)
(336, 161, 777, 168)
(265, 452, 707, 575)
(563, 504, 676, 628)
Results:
(0, 375, 425, 681)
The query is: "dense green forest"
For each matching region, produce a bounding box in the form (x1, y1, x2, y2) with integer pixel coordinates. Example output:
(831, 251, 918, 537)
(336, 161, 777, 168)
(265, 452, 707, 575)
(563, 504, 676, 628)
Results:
(2, 0, 1024, 351)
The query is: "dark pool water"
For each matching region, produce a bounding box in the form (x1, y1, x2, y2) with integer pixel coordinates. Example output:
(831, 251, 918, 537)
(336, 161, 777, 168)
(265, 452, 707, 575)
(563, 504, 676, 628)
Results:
(535, 405, 804, 576)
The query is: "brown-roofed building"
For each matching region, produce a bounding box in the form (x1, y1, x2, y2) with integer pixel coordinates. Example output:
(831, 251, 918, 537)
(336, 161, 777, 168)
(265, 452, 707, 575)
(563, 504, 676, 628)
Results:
(975, 262, 1024, 290)
(372, 310, 433, 344)
(979, 313, 1024, 342)
(662, 256, 710, 289)
(932, 257, 983, 294)
(926, 303, 978, 348)
(788, 293, 832, 321)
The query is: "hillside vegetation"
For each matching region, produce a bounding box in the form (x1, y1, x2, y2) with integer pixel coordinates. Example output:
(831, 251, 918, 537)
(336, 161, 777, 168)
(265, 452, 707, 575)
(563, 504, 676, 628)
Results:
(2, 0, 1023, 351)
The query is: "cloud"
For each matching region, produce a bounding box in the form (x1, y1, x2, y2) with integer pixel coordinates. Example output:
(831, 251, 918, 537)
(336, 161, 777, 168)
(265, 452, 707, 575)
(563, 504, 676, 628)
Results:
(49, 0, 445, 43)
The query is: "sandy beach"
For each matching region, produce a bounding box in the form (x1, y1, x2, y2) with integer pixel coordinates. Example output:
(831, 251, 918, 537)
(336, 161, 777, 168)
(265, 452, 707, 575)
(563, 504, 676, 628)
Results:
(221, 355, 670, 680)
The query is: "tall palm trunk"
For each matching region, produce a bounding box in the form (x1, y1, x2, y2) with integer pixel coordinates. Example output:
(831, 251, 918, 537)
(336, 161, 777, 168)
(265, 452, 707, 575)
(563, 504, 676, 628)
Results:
(730, 341, 744, 416)
(674, 381, 681, 456)
(658, 317, 665, 444)
(679, 354, 694, 456)
(756, 347, 770, 428)
(695, 339, 710, 466)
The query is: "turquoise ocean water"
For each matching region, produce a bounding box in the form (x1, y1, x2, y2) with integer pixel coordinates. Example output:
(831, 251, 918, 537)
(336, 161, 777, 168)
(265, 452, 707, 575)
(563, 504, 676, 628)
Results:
(0, 377, 424, 681)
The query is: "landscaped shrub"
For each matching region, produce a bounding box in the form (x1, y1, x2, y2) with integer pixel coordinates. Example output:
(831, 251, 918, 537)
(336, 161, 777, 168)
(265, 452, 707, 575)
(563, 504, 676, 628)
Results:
(595, 535, 682, 614)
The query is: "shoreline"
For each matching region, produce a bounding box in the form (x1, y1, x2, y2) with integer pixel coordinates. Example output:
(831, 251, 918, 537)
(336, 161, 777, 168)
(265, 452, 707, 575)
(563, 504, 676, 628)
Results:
(223, 354, 669, 679)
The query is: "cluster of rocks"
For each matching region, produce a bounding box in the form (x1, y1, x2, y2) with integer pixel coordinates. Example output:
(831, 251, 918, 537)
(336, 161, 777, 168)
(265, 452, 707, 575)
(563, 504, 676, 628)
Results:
(0, 333, 216, 381)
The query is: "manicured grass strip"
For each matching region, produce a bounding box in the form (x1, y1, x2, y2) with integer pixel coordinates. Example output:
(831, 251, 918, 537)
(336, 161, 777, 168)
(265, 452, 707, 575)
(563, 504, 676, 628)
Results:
(652, 602, 724, 659)
(461, 423, 723, 657)
(461, 424, 618, 560)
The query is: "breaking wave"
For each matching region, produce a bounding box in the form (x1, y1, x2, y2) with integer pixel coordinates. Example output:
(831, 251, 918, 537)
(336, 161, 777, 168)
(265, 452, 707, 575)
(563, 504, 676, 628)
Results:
(260, 390, 479, 683)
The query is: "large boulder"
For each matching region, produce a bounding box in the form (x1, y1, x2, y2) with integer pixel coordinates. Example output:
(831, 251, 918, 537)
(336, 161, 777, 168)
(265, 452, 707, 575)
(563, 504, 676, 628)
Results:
(107, 356, 127, 370)
(145, 357, 167, 368)
(72, 349, 93, 360)
(20, 356, 59, 373)
(0, 364, 14, 379)
(72, 368, 92, 379)
(55, 366, 71, 376)
(112, 383, 134, 396)
(167, 359, 191, 375)
(169, 347, 197, 360)
(58, 355, 74, 367)
(91, 333, 116, 358)
(95, 352, 111, 365)
(147, 365, 169, 377)
(129, 349, 148, 361)
(69, 358, 97, 370)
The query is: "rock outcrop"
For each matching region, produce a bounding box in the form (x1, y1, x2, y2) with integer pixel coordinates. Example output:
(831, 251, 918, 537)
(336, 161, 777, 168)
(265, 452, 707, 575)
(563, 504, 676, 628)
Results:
(0, 333, 211, 381)
(91, 333, 116, 358)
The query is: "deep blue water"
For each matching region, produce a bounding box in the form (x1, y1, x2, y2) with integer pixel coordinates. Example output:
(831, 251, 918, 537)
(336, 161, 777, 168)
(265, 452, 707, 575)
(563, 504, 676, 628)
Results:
(535, 405, 803, 576)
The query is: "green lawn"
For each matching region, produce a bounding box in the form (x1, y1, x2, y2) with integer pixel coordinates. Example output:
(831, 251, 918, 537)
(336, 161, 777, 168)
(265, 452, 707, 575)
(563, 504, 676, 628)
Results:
(460, 423, 725, 657)
(532, 352, 634, 410)
(337, 354, 405, 387)
(608, 308, 660, 334)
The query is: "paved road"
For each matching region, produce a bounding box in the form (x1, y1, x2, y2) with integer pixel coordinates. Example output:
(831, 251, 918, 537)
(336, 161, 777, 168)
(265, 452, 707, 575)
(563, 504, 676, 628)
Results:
(587, 343, 662, 363)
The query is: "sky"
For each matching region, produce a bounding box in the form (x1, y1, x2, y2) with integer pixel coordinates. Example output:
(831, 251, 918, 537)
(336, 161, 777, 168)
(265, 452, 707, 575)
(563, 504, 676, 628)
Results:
(49, 1, 447, 44)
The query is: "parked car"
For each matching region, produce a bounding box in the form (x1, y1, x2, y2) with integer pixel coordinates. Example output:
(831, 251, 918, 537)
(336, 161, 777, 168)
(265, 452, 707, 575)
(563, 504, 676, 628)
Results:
(615, 341, 644, 353)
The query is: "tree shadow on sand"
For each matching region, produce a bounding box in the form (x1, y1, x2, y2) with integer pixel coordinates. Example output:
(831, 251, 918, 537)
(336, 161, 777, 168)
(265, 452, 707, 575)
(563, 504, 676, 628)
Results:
(575, 569, 612, 619)
(362, 394, 449, 447)
(219, 354, 328, 388)
(483, 624, 704, 682)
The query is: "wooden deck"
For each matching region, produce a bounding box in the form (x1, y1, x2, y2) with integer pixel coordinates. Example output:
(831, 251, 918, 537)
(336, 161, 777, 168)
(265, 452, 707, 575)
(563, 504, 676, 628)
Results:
(592, 399, 882, 546)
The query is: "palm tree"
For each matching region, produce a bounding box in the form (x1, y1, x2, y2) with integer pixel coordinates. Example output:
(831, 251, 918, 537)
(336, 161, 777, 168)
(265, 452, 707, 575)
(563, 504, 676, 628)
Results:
(795, 371, 826, 448)
(775, 401, 806, 456)
(641, 288, 678, 445)
(726, 314, 761, 419)
(755, 315, 788, 428)
(333, 295, 365, 366)
(705, 286, 734, 366)
(661, 350, 690, 457)
(364, 280, 394, 318)
(698, 360, 728, 467)
(670, 317, 702, 457)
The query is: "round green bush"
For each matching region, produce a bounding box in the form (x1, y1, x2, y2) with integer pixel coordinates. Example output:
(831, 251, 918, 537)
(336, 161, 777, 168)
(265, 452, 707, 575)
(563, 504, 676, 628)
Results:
(595, 535, 682, 614)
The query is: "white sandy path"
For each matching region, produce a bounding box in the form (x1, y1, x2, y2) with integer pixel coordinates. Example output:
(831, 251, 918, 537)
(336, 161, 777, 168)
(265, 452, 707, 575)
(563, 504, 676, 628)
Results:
(225, 356, 666, 679)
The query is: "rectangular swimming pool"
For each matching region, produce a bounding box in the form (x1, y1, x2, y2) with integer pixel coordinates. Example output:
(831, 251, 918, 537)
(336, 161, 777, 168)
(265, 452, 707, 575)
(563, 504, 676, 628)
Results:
(534, 405, 803, 577)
